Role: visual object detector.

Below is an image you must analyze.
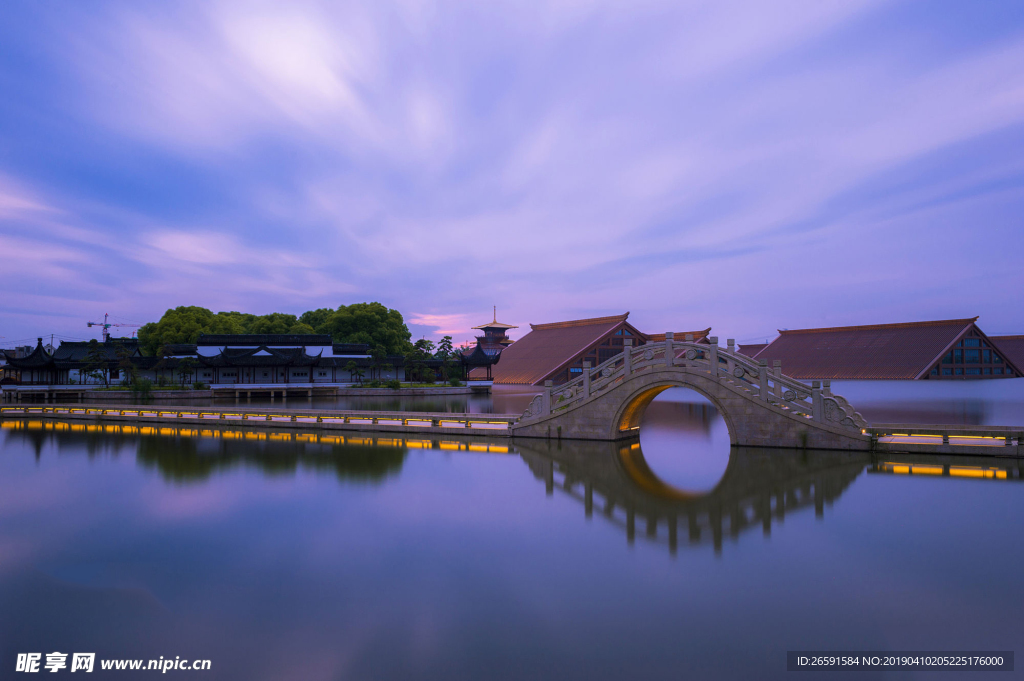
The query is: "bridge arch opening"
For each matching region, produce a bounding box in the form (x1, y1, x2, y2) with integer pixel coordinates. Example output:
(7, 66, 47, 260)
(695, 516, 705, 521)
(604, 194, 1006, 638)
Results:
(622, 385, 732, 494)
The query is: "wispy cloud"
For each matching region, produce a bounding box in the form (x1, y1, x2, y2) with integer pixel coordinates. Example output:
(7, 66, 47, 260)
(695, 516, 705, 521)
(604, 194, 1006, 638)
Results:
(1, 1, 1024, 342)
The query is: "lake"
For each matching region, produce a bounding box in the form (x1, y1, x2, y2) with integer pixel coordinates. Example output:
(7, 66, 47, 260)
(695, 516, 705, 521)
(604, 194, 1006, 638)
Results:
(1, 381, 1022, 679)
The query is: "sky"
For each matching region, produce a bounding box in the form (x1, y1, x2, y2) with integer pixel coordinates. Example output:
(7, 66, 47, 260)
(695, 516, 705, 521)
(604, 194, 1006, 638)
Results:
(1, 0, 1023, 349)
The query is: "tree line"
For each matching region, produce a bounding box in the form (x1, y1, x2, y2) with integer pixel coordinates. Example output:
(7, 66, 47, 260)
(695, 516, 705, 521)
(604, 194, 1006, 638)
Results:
(137, 303, 413, 357)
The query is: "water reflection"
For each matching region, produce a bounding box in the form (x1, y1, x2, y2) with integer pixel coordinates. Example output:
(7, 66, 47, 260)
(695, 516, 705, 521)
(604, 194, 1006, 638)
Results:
(518, 438, 868, 555)
(0, 420, 509, 484)
(638, 390, 731, 493)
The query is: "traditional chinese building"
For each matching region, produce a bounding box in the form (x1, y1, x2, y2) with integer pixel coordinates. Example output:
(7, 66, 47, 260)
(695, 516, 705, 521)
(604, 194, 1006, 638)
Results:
(463, 308, 516, 381)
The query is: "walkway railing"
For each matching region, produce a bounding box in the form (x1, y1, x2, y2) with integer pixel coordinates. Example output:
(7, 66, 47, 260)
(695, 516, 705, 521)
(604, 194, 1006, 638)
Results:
(0, 405, 517, 433)
(521, 334, 867, 431)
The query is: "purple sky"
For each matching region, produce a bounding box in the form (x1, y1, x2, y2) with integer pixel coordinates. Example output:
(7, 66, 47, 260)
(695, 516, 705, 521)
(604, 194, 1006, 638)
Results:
(1, 0, 1023, 348)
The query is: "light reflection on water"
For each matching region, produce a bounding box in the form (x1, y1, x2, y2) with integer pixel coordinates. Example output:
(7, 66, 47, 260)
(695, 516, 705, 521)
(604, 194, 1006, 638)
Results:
(1, 394, 1023, 680)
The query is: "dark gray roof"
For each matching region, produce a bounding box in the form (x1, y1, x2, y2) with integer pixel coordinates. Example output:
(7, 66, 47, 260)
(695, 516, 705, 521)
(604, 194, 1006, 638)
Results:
(332, 343, 371, 355)
(199, 346, 322, 367)
(162, 343, 198, 355)
(2, 339, 53, 368)
(52, 339, 141, 362)
(197, 334, 332, 346)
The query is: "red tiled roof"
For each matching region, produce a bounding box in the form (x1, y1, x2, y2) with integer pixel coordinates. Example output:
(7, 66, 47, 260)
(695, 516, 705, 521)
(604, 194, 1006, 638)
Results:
(491, 314, 630, 385)
(990, 335, 1024, 372)
(753, 318, 979, 380)
(737, 343, 767, 357)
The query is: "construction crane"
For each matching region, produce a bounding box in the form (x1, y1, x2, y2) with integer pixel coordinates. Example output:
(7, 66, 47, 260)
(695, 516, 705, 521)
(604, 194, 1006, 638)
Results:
(87, 313, 141, 342)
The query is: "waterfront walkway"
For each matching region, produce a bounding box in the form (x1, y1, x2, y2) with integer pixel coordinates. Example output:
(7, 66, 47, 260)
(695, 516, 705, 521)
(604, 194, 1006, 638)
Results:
(0, 404, 517, 437)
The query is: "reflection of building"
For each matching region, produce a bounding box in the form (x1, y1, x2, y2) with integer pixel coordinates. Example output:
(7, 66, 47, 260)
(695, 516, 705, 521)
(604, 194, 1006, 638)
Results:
(489, 312, 710, 386)
(518, 438, 868, 555)
(750, 318, 1023, 380)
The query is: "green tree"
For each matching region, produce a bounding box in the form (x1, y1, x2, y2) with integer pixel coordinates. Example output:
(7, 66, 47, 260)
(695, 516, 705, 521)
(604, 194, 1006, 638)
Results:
(83, 339, 109, 387)
(177, 357, 198, 386)
(116, 343, 138, 386)
(138, 306, 248, 355)
(320, 302, 412, 356)
(436, 335, 454, 380)
(344, 360, 365, 384)
(248, 313, 299, 335)
(298, 307, 334, 333)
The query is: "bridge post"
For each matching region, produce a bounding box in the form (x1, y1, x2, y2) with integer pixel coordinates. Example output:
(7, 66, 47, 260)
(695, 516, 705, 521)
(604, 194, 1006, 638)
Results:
(726, 339, 736, 375)
(664, 332, 674, 368)
(582, 362, 591, 399)
(758, 359, 769, 401)
(823, 380, 832, 397)
(623, 338, 632, 375)
(542, 380, 553, 416)
(773, 361, 783, 399)
(708, 337, 719, 377)
(812, 381, 823, 421)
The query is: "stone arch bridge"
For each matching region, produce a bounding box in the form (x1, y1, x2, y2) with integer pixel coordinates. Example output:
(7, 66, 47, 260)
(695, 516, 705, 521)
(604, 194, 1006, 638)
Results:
(511, 334, 872, 449)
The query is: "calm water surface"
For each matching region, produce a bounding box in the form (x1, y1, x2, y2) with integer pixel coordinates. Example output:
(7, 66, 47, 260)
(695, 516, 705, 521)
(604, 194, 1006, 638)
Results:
(2, 382, 1023, 680)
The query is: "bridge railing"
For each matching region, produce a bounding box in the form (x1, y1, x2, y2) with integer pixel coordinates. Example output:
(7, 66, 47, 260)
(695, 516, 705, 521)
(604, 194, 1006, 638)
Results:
(522, 335, 867, 432)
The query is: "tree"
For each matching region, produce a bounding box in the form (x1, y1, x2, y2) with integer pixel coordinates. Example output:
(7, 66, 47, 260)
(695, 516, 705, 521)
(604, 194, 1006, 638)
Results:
(320, 302, 412, 357)
(177, 357, 198, 387)
(116, 343, 138, 386)
(138, 306, 248, 355)
(344, 360, 365, 384)
(436, 336, 454, 380)
(298, 307, 334, 333)
(248, 313, 299, 335)
(83, 339, 109, 387)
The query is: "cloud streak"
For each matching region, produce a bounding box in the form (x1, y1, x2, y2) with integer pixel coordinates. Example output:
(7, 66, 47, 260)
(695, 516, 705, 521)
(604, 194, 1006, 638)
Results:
(1, 0, 1023, 343)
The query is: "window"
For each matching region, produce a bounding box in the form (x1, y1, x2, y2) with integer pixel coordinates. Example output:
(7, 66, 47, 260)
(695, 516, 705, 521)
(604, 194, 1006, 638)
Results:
(942, 352, 953, 364)
(965, 338, 980, 347)
(110, 369, 120, 379)
(318, 371, 327, 377)
(984, 368, 992, 375)
(983, 350, 991, 363)
(994, 368, 1004, 375)
(966, 368, 981, 375)
(263, 372, 269, 377)
(953, 349, 963, 363)
(942, 368, 952, 376)
(954, 368, 963, 375)
(993, 353, 1003, 363)
(965, 349, 980, 363)
(930, 368, 938, 376)
(569, 367, 582, 375)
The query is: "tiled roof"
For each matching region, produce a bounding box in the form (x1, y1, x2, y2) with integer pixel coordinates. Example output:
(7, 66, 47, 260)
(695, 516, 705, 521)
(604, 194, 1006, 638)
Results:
(737, 343, 767, 358)
(51, 340, 141, 362)
(332, 343, 370, 355)
(753, 318, 979, 380)
(990, 336, 1024, 372)
(162, 343, 198, 356)
(200, 346, 322, 367)
(2, 339, 53, 368)
(491, 314, 630, 385)
(197, 334, 332, 346)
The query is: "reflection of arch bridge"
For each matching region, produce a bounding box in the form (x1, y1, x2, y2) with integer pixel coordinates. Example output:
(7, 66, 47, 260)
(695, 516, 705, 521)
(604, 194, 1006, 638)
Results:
(512, 336, 871, 448)
(517, 439, 869, 555)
